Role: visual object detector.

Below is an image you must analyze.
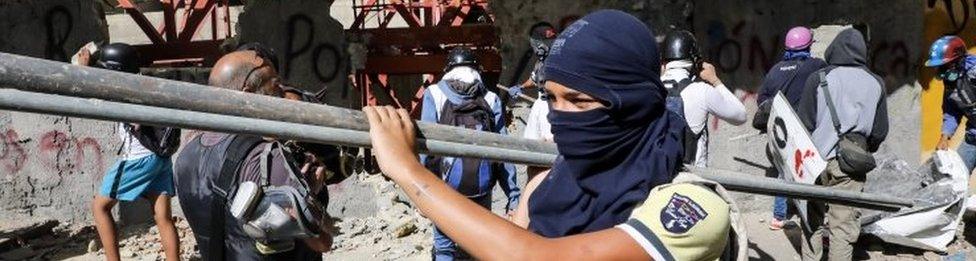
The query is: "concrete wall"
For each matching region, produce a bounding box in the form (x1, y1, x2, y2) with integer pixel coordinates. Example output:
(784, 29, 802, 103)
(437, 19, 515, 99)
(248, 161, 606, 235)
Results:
(238, 0, 355, 108)
(0, 0, 113, 223)
(490, 0, 693, 86)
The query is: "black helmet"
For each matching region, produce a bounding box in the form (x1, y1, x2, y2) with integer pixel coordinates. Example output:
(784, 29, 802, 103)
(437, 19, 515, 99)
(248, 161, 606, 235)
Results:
(444, 47, 479, 72)
(95, 43, 141, 73)
(661, 30, 699, 62)
(528, 22, 557, 58)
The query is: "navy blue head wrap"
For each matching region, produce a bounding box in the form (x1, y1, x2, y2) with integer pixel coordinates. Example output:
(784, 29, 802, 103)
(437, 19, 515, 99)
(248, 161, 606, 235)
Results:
(527, 10, 687, 237)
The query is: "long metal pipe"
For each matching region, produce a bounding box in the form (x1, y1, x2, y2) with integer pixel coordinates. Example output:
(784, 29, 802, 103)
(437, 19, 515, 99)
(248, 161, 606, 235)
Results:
(0, 52, 558, 156)
(0, 89, 912, 209)
(0, 89, 557, 166)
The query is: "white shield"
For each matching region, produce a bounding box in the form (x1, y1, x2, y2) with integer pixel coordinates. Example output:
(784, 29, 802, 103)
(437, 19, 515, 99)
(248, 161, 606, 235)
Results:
(766, 92, 827, 226)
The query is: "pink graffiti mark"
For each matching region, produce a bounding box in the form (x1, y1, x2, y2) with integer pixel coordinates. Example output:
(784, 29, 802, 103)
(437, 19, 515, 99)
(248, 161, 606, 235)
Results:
(793, 149, 816, 179)
(38, 130, 104, 173)
(0, 129, 28, 174)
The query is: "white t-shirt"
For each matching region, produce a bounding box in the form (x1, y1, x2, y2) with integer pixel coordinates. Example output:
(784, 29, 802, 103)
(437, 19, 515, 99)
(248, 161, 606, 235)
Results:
(117, 123, 153, 161)
(661, 61, 747, 167)
(523, 98, 552, 141)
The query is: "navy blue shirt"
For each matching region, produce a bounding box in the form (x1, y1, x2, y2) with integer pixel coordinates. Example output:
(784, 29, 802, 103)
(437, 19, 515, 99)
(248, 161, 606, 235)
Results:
(757, 57, 827, 106)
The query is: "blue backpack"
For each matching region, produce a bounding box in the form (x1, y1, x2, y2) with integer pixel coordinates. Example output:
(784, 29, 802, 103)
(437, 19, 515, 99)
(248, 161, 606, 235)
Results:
(424, 97, 497, 197)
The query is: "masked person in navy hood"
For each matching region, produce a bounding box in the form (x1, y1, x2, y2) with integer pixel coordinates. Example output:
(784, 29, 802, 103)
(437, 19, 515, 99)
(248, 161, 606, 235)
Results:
(797, 28, 888, 261)
(360, 10, 745, 260)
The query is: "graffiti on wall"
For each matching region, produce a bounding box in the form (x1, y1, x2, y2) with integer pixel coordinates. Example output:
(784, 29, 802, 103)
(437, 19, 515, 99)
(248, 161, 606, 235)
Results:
(702, 20, 913, 89)
(0, 128, 106, 175)
(281, 14, 344, 97)
(0, 130, 28, 174)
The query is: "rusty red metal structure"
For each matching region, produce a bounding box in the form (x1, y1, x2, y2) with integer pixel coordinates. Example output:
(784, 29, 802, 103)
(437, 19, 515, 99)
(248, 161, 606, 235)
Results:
(348, 0, 502, 114)
(116, 0, 501, 115)
(117, 0, 232, 67)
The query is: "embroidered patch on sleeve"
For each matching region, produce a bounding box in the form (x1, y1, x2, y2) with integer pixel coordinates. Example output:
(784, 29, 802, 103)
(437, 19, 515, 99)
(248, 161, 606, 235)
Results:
(659, 192, 709, 234)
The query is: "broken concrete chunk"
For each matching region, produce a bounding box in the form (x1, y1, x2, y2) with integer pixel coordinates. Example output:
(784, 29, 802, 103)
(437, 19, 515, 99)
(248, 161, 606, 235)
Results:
(394, 219, 418, 238)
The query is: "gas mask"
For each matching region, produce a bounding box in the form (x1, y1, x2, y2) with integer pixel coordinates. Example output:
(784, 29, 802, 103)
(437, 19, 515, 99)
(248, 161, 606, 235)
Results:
(938, 60, 963, 82)
(227, 143, 326, 254)
(530, 38, 552, 58)
(939, 68, 961, 82)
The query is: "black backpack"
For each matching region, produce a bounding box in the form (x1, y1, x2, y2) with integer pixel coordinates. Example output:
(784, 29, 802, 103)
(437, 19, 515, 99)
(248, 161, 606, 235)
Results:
(424, 97, 496, 196)
(122, 123, 182, 157)
(663, 78, 705, 165)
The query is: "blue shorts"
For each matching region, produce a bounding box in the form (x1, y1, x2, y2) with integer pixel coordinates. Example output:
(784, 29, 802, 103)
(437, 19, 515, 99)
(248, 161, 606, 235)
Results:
(99, 154, 175, 201)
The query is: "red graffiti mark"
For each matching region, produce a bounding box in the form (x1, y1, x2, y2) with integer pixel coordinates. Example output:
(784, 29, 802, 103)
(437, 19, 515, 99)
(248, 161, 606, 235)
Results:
(75, 137, 105, 174)
(38, 131, 73, 172)
(38, 130, 104, 173)
(793, 149, 816, 178)
(0, 130, 28, 174)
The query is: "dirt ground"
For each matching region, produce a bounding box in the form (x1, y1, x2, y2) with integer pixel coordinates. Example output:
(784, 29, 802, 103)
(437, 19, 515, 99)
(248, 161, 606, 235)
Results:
(6, 179, 976, 261)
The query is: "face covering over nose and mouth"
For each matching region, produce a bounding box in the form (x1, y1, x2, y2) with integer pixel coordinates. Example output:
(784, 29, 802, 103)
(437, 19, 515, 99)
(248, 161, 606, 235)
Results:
(528, 10, 689, 237)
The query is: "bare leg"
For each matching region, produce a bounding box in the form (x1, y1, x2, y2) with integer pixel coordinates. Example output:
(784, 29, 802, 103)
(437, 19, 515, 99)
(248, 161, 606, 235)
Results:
(146, 193, 181, 261)
(92, 196, 120, 261)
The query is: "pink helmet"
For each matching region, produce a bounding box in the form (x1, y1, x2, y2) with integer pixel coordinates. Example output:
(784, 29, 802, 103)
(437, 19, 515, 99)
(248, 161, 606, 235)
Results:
(784, 26, 814, 50)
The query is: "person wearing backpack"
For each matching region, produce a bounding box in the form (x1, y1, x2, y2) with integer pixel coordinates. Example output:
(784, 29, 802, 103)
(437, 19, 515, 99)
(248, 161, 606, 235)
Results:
(660, 30, 747, 168)
(174, 49, 337, 260)
(78, 43, 183, 261)
(420, 47, 521, 260)
(796, 28, 888, 261)
(754, 26, 827, 230)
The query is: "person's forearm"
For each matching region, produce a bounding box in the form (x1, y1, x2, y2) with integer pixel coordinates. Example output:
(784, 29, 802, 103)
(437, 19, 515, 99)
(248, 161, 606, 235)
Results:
(710, 84, 748, 125)
(389, 162, 545, 260)
(391, 163, 645, 260)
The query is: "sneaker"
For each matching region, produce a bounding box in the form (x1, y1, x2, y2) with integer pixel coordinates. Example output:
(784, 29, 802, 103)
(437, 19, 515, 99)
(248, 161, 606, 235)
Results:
(769, 218, 786, 230)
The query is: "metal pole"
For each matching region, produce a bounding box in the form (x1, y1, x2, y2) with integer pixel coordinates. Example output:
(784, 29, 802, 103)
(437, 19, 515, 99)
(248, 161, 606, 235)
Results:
(495, 84, 538, 103)
(0, 89, 557, 166)
(0, 89, 912, 210)
(694, 168, 912, 209)
(0, 52, 558, 156)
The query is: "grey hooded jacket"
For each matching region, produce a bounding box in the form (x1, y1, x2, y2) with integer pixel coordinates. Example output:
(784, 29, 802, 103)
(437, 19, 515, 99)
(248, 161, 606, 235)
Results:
(797, 28, 889, 160)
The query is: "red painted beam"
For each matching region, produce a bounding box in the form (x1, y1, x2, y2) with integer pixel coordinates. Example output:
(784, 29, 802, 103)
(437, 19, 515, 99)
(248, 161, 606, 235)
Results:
(118, 0, 166, 44)
(178, 0, 218, 41)
(161, 0, 178, 41)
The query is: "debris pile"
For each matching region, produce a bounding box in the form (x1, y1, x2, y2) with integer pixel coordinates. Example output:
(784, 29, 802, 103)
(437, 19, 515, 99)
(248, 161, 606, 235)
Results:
(326, 173, 435, 260)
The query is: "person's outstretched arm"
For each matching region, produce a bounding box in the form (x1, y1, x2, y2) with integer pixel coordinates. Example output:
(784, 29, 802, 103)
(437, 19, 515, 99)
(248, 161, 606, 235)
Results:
(363, 106, 649, 261)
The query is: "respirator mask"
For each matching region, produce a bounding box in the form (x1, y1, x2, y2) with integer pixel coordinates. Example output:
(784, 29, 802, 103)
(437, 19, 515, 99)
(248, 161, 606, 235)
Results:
(226, 143, 326, 254)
